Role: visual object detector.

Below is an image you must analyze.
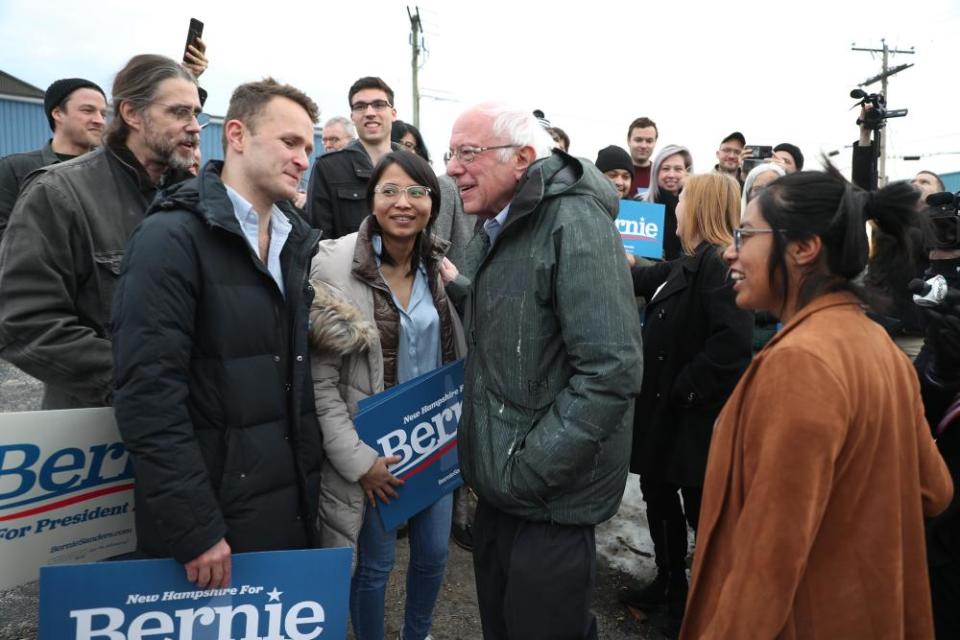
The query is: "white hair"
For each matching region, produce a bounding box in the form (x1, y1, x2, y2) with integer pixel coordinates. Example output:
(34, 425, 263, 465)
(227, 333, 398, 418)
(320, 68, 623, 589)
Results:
(469, 103, 555, 162)
(741, 162, 786, 213)
(324, 115, 356, 138)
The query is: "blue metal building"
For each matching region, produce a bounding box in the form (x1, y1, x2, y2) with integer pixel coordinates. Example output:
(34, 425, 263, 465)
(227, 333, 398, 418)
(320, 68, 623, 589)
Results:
(0, 70, 323, 181)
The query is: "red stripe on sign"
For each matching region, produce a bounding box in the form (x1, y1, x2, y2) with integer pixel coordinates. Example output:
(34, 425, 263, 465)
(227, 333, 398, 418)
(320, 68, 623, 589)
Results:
(0, 483, 135, 522)
(398, 439, 458, 480)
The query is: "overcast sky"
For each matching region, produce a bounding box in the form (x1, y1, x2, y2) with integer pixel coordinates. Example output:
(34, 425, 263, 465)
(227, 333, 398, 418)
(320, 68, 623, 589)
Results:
(2, 0, 959, 182)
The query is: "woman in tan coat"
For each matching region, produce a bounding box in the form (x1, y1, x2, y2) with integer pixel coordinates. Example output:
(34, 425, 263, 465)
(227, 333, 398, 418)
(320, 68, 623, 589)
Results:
(308, 151, 465, 640)
(681, 168, 954, 639)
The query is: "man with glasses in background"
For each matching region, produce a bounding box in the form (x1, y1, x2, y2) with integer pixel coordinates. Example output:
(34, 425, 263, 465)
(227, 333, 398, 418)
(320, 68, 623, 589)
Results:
(304, 76, 401, 238)
(0, 54, 202, 409)
(320, 115, 357, 152)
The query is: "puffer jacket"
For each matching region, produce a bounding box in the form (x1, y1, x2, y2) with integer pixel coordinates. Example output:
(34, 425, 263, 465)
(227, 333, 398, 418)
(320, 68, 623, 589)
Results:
(308, 216, 465, 553)
(112, 161, 323, 562)
(459, 150, 643, 526)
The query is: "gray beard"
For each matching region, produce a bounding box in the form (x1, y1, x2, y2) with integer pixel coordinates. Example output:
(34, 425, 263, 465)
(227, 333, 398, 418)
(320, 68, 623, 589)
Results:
(149, 136, 194, 172)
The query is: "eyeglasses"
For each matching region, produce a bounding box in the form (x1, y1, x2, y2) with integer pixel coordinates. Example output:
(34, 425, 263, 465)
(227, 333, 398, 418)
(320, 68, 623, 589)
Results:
(351, 100, 392, 113)
(374, 183, 432, 200)
(151, 102, 210, 127)
(398, 140, 418, 150)
(733, 226, 787, 252)
(443, 144, 519, 165)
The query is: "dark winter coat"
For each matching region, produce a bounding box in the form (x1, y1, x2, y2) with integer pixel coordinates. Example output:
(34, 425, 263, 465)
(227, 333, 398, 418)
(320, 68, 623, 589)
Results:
(0, 140, 61, 243)
(459, 150, 643, 526)
(111, 161, 323, 563)
(0, 141, 160, 409)
(630, 242, 752, 487)
(657, 191, 682, 261)
(303, 139, 402, 239)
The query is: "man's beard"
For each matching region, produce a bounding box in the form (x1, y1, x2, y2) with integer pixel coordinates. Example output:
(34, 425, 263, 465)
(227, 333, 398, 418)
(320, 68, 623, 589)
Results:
(143, 113, 199, 172)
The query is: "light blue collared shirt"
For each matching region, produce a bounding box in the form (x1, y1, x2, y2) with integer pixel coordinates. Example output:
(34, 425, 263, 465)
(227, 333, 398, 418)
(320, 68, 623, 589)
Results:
(483, 204, 510, 247)
(371, 234, 442, 384)
(224, 185, 292, 295)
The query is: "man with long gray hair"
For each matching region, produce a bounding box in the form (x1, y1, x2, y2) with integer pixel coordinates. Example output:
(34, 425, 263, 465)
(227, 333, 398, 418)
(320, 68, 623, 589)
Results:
(0, 54, 202, 409)
(443, 104, 643, 639)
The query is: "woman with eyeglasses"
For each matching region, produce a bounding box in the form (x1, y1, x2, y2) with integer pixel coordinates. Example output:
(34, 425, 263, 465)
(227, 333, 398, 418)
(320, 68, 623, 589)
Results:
(622, 174, 753, 630)
(680, 168, 953, 639)
(308, 151, 464, 640)
(391, 120, 431, 164)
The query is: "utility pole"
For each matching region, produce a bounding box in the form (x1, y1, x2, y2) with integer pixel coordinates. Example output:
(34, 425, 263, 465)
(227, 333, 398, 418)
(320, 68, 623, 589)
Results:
(407, 6, 423, 128)
(851, 39, 914, 184)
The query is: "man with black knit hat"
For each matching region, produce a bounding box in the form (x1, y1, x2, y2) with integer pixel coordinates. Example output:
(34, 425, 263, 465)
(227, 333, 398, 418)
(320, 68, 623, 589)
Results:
(596, 145, 635, 199)
(0, 55, 201, 409)
(0, 78, 107, 242)
(773, 142, 804, 173)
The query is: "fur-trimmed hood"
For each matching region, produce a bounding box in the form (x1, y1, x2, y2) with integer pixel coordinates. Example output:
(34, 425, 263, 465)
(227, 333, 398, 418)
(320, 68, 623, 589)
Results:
(308, 283, 378, 356)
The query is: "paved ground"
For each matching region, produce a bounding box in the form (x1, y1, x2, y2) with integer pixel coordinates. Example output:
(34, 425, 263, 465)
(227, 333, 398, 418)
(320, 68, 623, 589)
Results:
(0, 360, 673, 639)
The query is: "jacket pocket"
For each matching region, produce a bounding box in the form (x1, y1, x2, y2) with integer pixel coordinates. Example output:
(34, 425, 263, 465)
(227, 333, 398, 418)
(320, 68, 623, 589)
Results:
(93, 250, 124, 337)
(335, 187, 365, 202)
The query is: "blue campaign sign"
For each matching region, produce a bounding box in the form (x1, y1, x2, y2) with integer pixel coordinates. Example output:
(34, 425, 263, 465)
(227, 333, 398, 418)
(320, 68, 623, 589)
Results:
(617, 200, 666, 259)
(39, 547, 352, 640)
(355, 360, 465, 532)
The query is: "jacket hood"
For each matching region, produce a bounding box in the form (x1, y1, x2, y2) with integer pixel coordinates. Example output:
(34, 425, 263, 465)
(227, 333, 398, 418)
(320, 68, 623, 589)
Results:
(308, 282, 378, 356)
(509, 150, 620, 224)
(147, 160, 309, 238)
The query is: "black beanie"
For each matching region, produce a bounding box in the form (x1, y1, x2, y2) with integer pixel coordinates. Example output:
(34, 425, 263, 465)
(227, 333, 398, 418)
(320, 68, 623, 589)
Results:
(774, 142, 804, 171)
(595, 145, 634, 174)
(43, 78, 107, 131)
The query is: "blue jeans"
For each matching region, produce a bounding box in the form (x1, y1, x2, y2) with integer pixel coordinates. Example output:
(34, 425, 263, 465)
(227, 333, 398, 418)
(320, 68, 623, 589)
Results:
(350, 492, 453, 640)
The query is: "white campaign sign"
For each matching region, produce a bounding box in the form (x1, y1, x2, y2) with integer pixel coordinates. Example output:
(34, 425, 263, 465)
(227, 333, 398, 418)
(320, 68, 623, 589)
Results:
(0, 408, 136, 590)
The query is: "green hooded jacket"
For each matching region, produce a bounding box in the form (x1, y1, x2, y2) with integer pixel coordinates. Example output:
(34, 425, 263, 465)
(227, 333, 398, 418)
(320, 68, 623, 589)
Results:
(459, 150, 644, 525)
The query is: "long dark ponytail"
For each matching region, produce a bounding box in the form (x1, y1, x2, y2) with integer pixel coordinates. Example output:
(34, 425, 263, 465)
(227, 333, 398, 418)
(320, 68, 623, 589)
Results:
(756, 162, 925, 312)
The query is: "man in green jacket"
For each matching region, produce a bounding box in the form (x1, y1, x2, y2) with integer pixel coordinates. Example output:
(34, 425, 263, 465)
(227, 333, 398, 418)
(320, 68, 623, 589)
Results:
(445, 104, 643, 639)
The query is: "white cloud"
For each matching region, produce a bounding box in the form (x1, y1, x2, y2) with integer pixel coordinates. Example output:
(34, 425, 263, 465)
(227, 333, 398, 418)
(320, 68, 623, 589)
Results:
(1, 0, 958, 180)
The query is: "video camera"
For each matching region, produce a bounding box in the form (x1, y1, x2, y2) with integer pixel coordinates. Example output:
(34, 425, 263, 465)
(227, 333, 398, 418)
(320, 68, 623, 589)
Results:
(925, 191, 960, 251)
(851, 89, 908, 131)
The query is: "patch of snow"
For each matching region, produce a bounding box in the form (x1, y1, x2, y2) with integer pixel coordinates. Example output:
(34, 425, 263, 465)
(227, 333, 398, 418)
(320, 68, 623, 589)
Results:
(596, 473, 696, 582)
(596, 474, 656, 580)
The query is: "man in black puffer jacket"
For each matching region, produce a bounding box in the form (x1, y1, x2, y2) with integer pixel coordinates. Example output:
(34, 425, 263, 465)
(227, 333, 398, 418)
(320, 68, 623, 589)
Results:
(112, 79, 323, 588)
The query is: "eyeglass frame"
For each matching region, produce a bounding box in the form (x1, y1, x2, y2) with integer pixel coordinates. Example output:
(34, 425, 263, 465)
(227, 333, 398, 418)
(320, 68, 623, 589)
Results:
(373, 183, 433, 199)
(149, 101, 210, 127)
(443, 144, 520, 165)
(350, 100, 393, 113)
(733, 226, 789, 252)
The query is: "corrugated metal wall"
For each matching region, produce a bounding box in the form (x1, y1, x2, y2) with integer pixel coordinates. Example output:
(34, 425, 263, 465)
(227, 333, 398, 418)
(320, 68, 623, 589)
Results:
(1, 97, 323, 183)
(943, 172, 959, 192)
(0, 97, 49, 157)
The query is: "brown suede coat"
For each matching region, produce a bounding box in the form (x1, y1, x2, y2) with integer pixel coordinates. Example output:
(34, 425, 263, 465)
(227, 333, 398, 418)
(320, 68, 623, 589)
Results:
(681, 292, 953, 640)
